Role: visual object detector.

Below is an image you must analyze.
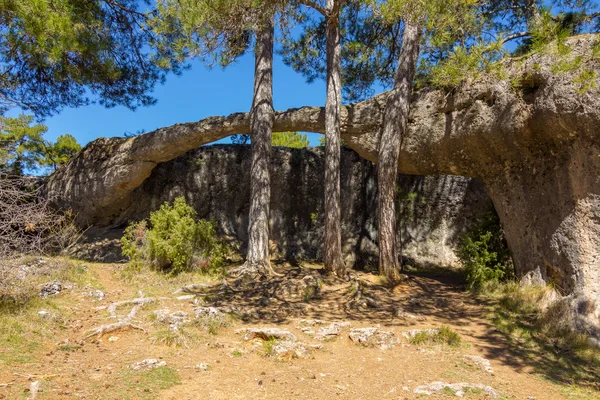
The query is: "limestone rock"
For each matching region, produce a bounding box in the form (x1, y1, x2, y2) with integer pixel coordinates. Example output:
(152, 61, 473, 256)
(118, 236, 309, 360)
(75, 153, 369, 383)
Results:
(45, 35, 600, 341)
(39, 281, 63, 298)
(463, 355, 494, 375)
(349, 327, 399, 349)
(130, 359, 167, 371)
(520, 267, 546, 287)
(193, 307, 222, 319)
(195, 363, 210, 371)
(414, 381, 500, 398)
(270, 340, 314, 360)
(154, 309, 190, 331)
(87, 290, 106, 301)
(236, 327, 297, 342)
(314, 322, 352, 341)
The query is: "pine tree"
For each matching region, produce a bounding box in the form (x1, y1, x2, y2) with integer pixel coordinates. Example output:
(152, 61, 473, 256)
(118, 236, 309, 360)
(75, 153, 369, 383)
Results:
(0, 115, 81, 174)
(0, 0, 181, 117)
(272, 131, 310, 148)
(292, 0, 350, 277)
(374, 0, 482, 281)
(152, 0, 296, 276)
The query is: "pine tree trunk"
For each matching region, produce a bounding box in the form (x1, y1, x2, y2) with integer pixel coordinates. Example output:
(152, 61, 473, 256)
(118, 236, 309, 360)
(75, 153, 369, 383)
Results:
(243, 18, 275, 277)
(377, 23, 422, 281)
(323, 0, 346, 278)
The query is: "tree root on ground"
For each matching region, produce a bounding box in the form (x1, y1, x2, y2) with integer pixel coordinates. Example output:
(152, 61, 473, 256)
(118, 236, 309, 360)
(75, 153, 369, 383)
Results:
(346, 279, 379, 309)
(86, 297, 154, 339)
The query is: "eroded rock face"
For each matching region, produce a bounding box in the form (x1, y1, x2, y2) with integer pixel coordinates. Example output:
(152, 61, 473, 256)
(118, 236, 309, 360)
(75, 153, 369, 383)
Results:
(70, 146, 490, 269)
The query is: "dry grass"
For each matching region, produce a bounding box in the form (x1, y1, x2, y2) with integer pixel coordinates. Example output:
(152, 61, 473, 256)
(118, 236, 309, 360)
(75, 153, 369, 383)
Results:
(480, 281, 600, 392)
(116, 262, 220, 298)
(150, 326, 199, 348)
(0, 257, 99, 367)
(409, 326, 462, 347)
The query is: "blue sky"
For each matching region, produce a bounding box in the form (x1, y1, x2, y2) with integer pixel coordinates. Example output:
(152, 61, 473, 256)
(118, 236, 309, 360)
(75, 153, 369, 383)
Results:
(38, 53, 337, 147)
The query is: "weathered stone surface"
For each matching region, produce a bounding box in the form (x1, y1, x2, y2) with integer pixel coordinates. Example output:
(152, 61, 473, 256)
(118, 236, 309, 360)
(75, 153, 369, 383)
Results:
(270, 340, 317, 360)
(38, 281, 63, 298)
(236, 327, 297, 342)
(314, 322, 352, 340)
(349, 327, 399, 349)
(154, 309, 190, 331)
(463, 355, 494, 375)
(130, 359, 166, 371)
(414, 381, 500, 398)
(67, 146, 491, 269)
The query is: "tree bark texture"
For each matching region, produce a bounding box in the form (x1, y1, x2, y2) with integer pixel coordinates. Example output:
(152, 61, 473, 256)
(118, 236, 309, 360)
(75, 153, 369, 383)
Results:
(377, 23, 422, 280)
(323, 0, 347, 277)
(244, 19, 275, 276)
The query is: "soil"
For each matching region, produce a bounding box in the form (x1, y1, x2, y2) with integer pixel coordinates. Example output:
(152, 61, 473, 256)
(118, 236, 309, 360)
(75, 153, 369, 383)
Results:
(0, 262, 596, 400)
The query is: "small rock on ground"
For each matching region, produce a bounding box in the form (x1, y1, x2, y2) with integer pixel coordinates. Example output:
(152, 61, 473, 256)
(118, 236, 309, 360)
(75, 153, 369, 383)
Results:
(37, 310, 56, 320)
(270, 340, 319, 360)
(315, 322, 352, 340)
(414, 381, 500, 398)
(236, 327, 297, 342)
(130, 359, 167, 371)
(154, 309, 190, 331)
(349, 328, 399, 349)
(463, 355, 494, 375)
(87, 290, 106, 300)
(195, 363, 210, 370)
(39, 281, 63, 298)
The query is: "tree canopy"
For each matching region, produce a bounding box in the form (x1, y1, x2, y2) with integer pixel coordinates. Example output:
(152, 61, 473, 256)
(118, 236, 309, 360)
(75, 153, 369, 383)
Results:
(0, 0, 183, 117)
(0, 114, 81, 175)
(272, 131, 310, 148)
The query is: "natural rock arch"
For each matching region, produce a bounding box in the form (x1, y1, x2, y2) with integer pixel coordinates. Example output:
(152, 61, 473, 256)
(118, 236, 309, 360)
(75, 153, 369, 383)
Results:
(46, 36, 600, 339)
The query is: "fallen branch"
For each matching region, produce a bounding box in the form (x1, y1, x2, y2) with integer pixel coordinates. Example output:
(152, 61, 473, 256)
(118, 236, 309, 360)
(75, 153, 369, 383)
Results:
(86, 297, 154, 339)
(106, 297, 154, 318)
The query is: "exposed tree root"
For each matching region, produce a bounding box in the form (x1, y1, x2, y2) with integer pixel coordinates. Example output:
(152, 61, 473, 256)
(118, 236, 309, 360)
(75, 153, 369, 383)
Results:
(346, 279, 379, 309)
(229, 260, 279, 281)
(86, 297, 154, 339)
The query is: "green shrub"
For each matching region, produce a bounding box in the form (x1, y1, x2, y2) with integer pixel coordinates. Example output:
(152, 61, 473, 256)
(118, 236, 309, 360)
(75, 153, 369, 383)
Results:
(458, 209, 514, 289)
(121, 197, 229, 275)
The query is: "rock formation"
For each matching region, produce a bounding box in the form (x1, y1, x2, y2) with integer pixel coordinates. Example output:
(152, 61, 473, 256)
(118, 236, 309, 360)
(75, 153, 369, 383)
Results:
(46, 36, 600, 338)
(70, 146, 490, 268)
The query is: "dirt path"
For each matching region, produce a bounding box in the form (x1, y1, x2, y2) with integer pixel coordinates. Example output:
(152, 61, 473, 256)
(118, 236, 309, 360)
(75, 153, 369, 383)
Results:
(0, 262, 594, 399)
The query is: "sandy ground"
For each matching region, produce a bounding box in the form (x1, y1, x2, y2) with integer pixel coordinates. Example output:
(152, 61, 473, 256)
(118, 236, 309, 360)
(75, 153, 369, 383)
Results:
(0, 262, 596, 400)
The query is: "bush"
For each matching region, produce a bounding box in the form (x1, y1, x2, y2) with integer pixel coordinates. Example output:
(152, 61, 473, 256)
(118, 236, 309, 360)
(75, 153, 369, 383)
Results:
(458, 208, 514, 289)
(121, 197, 229, 275)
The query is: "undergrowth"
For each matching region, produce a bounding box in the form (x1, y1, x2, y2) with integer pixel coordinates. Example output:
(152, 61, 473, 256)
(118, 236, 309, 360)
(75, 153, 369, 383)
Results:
(121, 196, 230, 276)
(458, 208, 514, 289)
(0, 257, 97, 367)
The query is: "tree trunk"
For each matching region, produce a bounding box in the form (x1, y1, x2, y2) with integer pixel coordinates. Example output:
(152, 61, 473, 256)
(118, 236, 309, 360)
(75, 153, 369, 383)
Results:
(377, 23, 422, 281)
(323, 0, 346, 277)
(243, 18, 275, 277)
